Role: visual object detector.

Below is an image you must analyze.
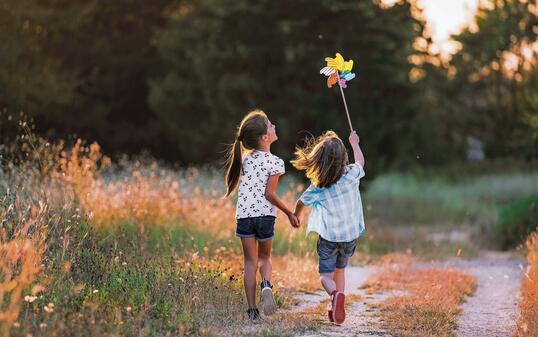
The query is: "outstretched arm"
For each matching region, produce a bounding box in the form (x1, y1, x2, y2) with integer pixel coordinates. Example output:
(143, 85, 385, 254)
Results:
(349, 131, 365, 167)
(294, 200, 306, 219)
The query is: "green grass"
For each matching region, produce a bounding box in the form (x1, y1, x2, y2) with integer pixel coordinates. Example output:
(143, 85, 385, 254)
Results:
(364, 171, 538, 226)
(15, 221, 246, 337)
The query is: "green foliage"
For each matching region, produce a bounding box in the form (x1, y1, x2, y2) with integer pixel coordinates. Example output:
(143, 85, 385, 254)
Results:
(0, 0, 172, 156)
(495, 193, 538, 249)
(423, 0, 538, 159)
(149, 0, 427, 170)
(1, 0, 537, 173)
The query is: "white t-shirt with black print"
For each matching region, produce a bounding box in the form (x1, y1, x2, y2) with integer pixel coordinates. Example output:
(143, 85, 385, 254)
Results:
(236, 150, 285, 219)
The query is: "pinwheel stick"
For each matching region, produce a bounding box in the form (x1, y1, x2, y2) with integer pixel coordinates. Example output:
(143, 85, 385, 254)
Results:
(336, 72, 353, 132)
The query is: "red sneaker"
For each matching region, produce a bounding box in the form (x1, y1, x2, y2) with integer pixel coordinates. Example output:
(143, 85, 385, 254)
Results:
(332, 292, 345, 325)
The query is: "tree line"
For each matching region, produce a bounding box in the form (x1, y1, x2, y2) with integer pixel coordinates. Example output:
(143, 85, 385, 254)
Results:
(1, 0, 536, 173)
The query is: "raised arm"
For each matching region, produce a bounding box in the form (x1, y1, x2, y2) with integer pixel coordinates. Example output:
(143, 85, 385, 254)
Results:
(348, 131, 365, 167)
(265, 175, 299, 227)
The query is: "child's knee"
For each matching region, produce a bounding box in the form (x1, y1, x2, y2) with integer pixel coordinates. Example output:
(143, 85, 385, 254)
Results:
(244, 259, 258, 269)
(319, 273, 333, 281)
(258, 255, 271, 264)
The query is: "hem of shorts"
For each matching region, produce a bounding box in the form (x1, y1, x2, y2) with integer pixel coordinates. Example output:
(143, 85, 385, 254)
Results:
(235, 233, 255, 238)
(319, 263, 348, 274)
(235, 214, 277, 220)
(256, 235, 274, 242)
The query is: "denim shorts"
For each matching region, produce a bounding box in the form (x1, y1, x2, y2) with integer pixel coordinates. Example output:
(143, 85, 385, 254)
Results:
(317, 236, 357, 274)
(235, 215, 276, 242)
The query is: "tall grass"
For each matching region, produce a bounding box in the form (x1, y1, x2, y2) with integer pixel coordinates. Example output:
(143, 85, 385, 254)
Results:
(515, 230, 538, 337)
(0, 131, 321, 337)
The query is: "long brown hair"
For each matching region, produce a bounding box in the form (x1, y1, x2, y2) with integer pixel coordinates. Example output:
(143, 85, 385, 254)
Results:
(224, 109, 269, 197)
(291, 131, 348, 188)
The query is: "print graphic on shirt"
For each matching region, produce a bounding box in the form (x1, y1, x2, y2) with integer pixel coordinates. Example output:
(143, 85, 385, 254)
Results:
(236, 151, 285, 219)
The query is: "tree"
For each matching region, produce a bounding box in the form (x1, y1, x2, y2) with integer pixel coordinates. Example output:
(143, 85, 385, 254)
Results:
(1, 0, 172, 156)
(150, 0, 429, 171)
(445, 0, 538, 158)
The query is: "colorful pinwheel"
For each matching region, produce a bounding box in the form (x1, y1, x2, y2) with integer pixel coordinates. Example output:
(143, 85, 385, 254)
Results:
(320, 52, 357, 131)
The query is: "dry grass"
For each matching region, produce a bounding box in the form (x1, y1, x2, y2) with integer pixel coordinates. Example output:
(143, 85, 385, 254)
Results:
(364, 254, 476, 337)
(515, 230, 538, 337)
(0, 133, 321, 337)
(273, 254, 319, 292)
(0, 239, 43, 337)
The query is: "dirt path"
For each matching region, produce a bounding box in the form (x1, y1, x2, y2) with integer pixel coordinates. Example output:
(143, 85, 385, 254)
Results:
(292, 252, 524, 337)
(430, 252, 524, 337)
(293, 266, 393, 337)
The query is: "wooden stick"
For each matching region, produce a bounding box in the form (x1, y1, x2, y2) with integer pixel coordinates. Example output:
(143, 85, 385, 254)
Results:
(336, 72, 353, 132)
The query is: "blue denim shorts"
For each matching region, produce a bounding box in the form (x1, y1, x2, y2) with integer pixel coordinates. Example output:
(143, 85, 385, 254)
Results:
(235, 215, 276, 242)
(317, 236, 357, 274)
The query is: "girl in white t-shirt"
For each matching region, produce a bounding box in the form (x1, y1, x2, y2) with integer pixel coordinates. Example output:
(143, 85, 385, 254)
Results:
(224, 109, 299, 322)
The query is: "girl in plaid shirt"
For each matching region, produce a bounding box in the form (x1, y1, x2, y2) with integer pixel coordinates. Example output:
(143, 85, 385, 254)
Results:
(292, 130, 365, 325)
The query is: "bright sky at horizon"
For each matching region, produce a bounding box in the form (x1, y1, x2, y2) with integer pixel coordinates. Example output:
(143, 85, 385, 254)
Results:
(419, 0, 479, 42)
(382, 0, 481, 56)
(419, 0, 480, 55)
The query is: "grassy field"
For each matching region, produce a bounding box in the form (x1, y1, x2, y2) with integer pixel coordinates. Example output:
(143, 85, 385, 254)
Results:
(0, 137, 322, 337)
(365, 170, 538, 226)
(1, 135, 537, 337)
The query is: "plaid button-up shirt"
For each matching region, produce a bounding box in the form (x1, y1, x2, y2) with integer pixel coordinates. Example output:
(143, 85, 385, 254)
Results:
(299, 163, 366, 242)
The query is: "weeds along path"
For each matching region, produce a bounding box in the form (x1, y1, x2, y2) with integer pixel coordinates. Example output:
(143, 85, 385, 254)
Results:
(292, 266, 392, 337)
(292, 251, 523, 337)
(434, 252, 524, 337)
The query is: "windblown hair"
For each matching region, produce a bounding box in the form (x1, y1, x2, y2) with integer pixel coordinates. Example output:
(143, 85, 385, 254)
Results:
(291, 131, 348, 188)
(224, 109, 269, 197)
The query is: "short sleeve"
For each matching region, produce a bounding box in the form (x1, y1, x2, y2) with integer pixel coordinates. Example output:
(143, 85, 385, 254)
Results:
(268, 157, 285, 176)
(347, 163, 365, 180)
(299, 184, 319, 206)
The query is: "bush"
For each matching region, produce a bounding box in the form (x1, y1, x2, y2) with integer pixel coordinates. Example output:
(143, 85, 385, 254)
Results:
(495, 194, 538, 249)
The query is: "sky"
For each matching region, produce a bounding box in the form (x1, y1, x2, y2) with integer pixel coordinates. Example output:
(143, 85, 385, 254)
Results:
(419, 0, 480, 55)
(382, 0, 481, 56)
(419, 0, 479, 42)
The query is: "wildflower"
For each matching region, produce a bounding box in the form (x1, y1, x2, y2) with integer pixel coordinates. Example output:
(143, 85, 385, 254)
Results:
(39, 323, 47, 328)
(43, 303, 54, 313)
(93, 289, 99, 294)
(24, 295, 37, 303)
(126, 306, 132, 312)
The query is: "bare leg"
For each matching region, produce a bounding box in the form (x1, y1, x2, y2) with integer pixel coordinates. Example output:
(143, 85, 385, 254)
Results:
(334, 267, 345, 292)
(257, 239, 273, 282)
(240, 237, 258, 308)
(320, 272, 336, 295)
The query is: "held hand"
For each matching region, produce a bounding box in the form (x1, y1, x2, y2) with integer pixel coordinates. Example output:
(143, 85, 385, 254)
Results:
(287, 213, 300, 228)
(348, 131, 360, 146)
(294, 212, 302, 227)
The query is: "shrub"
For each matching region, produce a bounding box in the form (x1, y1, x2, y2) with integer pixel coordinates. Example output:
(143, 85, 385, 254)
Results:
(495, 194, 538, 249)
